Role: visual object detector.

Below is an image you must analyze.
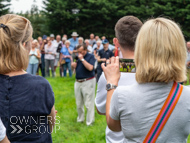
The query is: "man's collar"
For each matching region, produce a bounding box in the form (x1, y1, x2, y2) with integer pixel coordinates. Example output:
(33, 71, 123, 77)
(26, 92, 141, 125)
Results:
(84, 52, 88, 58)
(103, 48, 109, 52)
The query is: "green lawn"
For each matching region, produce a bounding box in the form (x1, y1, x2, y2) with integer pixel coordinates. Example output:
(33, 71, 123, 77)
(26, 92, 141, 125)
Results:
(46, 75, 106, 143)
(45, 70, 190, 143)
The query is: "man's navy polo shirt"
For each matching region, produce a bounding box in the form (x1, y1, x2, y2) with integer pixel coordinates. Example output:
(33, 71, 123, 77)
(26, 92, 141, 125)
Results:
(97, 48, 114, 69)
(76, 53, 95, 79)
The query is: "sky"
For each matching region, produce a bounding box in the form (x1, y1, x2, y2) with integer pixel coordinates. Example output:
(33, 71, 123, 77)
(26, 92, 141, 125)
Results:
(9, 0, 44, 13)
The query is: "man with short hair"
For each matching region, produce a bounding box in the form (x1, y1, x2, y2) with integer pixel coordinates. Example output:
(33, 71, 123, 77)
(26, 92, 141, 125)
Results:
(89, 33, 96, 46)
(96, 39, 114, 82)
(95, 35, 100, 41)
(71, 44, 96, 126)
(101, 36, 106, 41)
(95, 16, 142, 143)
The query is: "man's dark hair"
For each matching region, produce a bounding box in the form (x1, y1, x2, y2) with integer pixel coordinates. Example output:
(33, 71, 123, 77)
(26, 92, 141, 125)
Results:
(76, 44, 87, 50)
(115, 16, 143, 51)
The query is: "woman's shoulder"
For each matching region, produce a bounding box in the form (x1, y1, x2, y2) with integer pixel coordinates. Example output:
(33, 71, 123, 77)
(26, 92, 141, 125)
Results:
(114, 83, 138, 100)
(181, 85, 190, 99)
(117, 83, 138, 92)
(27, 74, 50, 85)
(14, 74, 51, 88)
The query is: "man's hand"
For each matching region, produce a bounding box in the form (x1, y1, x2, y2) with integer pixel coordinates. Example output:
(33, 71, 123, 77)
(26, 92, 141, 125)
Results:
(101, 58, 107, 62)
(71, 62, 77, 69)
(78, 53, 84, 61)
(101, 56, 120, 86)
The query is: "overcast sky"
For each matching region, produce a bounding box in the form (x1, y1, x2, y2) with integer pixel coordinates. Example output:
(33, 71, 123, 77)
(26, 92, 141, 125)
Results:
(9, 0, 44, 13)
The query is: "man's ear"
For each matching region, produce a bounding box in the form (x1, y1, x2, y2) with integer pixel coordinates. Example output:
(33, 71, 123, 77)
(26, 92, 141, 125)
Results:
(113, 38, 121, 48)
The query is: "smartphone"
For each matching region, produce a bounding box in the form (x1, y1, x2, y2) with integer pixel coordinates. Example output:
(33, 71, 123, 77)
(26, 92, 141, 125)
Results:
(119, 59, 135, 73)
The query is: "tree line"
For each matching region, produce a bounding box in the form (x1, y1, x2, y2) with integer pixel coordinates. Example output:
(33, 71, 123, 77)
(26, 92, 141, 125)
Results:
(0, 0, 190, 41)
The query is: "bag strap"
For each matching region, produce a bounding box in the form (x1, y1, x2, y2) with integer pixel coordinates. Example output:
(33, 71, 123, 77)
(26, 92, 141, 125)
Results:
(143, 82, 183, 143)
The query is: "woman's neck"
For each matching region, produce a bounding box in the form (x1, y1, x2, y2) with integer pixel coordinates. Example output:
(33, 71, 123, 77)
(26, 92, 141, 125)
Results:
(4, 70, 27, 77)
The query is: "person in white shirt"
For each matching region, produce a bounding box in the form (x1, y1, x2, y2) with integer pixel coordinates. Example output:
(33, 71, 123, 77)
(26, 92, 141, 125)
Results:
(95, 16, 142, 143)
(85, 39, 93, 53)
(0, 118, 9, 143)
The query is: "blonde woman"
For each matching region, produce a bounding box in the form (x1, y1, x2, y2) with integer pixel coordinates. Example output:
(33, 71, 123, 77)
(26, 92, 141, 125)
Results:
(0, 14, 55, 142)
(26, 39, 41, 75)
(102, 18, 190, 142)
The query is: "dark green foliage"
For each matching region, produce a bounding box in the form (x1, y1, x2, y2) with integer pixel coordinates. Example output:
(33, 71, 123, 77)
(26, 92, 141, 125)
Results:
(17, 5, 49, 39)
(10, 0, 189, 41)
(0, 0, 11, 16)
(42, 0, 190, 40)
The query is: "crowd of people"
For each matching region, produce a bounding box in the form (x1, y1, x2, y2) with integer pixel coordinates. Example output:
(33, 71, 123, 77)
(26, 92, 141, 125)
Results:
(1, 13, 190, 143)
(27, 31, 118, 81)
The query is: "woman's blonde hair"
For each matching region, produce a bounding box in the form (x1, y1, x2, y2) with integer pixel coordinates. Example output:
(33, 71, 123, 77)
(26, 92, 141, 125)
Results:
(0, 14, 33, 74)
(135, 18, 187, 83)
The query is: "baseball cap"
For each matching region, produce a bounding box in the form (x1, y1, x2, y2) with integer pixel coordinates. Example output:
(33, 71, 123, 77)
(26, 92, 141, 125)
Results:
(102, 39, 109, 44)
(42, 35, 47, 40)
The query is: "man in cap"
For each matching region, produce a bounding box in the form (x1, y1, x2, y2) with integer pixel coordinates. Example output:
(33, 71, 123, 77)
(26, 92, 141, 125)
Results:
(96, 39, 114, 82)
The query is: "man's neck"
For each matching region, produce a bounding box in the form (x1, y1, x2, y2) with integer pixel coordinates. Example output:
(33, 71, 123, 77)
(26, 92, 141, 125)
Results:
(104, 47, 108, 51)
(120, 48, 134, 59)
(83, 51, 87, 57)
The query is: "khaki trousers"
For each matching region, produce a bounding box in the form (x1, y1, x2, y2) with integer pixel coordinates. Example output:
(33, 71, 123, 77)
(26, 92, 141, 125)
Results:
(74, 78, 96, 125)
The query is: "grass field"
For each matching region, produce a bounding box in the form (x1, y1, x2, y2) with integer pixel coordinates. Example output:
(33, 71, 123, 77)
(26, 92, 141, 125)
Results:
(45, 70, 190, 143)
(46, 75, 106, 143)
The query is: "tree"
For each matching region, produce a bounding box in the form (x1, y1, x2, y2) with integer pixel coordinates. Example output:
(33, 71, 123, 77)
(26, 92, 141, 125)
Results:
(43, 0, 190, 40)
(18, 4, 49, 39)
(0, 0, 11, 16)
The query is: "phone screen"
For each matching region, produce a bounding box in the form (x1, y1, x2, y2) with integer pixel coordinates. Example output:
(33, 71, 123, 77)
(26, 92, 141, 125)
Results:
(119, 59, 135, 73)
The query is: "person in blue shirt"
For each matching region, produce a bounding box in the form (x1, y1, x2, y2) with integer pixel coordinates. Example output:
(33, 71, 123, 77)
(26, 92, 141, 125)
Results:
(60, 40, 73, 77)
(69, 32, 79, 49)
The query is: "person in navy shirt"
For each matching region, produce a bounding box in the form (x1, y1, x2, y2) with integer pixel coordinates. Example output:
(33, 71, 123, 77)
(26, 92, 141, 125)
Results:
(97, 39, 114, 82)
(71, 44, 96, 126)
(60, 40, 73, 77)
(0, 14, 55, 143)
